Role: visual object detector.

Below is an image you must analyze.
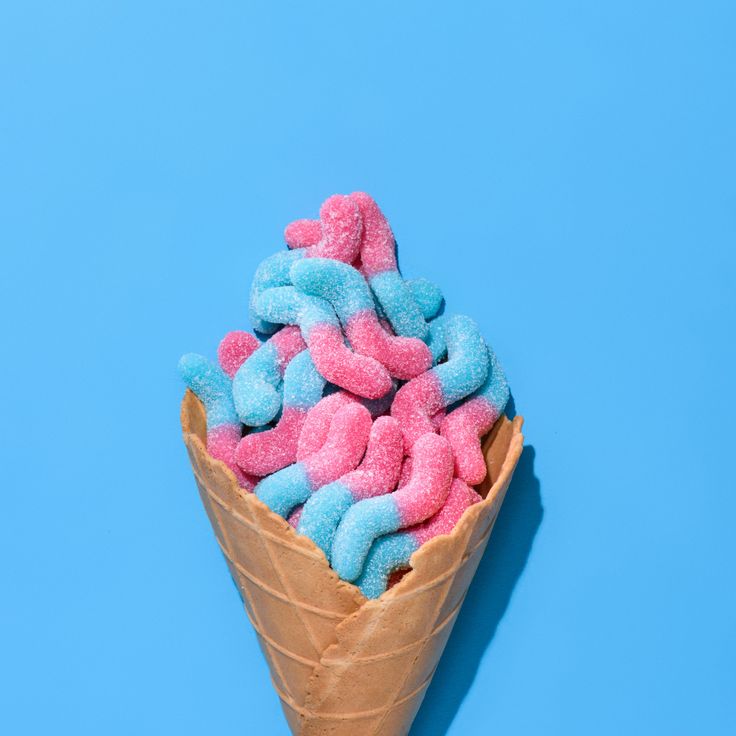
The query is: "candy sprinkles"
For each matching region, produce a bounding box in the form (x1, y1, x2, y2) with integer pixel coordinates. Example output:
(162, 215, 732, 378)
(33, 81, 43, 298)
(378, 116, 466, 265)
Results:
(178, 192, 510, 598)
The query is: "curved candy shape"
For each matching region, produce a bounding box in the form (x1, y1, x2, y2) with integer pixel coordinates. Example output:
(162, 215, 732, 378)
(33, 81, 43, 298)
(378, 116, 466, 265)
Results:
(284, 219, 322, 249)
(255, 403, 372, 518)
(178, 353, 257, 490)
(407, 278, 444, 320)
(391, 314, 490, 453)
(355, 479, 481, 599)
(235, 351, 326, 476)
(441, 346, 510, 485)
(290, 257, 432, 379)
(296, 385, 396, 461)
(232, 325, 306, 426)
(297, 416, 404, 557)
(217, 330, 260, 378)
(283, 194, 362, 262)
(330, 433, 454, 582)
(250, 196, 363, 334)
(350, 192, 428, 340)
(255, 286, 393, 399)
(249, 250, 305, 335)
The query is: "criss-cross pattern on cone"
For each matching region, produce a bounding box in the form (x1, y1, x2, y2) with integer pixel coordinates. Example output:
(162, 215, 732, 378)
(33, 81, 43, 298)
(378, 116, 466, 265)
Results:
(181, 390, 524, 736)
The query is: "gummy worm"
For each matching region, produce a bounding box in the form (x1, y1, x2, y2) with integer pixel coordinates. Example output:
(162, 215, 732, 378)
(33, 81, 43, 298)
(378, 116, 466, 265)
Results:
(290, 257, 432, 380)
(297, 416, 404, 558)
(235, 350, 326, 476)
(441, 345, 510, 485)
(254, 285, 393, 399)
(391, 314, 490, 453)
(330, 432, 454, 582)
(178, 353, 257, 490)
(355, 479, 481, 599)
(255, 403, 372, 518)
(232, 325, 306, 426)
(217, 330, 260, 378)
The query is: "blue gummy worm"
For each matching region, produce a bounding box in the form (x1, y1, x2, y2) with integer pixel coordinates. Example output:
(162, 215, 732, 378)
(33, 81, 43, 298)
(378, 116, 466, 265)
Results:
(331, 495, 401, 582)
(255, 463, 312, 518)
(355, 533, 419, 599)
(296, 482, 354, 559)
(249, 249, 305, 334)
(435, 314, 490, 404)
(290, 257, 375, 323)
(178, 353, 238, 428)
(369, 270, 428, 340)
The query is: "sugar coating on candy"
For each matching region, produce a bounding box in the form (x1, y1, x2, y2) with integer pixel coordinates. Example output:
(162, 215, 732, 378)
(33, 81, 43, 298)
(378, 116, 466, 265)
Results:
(308, 194, 362, 262)
(441, 346, 510, 485)
(407, 278, 444, 320)
(290, 257, 432, 379)
(249, 249, 305, 334)
(302, 403, 372, 488)
(297, 416, 403, 556)
(355, 479, 481, 599)
(232, 325, 307, 426)
(255, 285, 393, 399)
(350, 192, 429, 340)
(391, 314, 490, 452)
(285, 219, 322, 249)
(284, 194, 362, 263)
(235, 351, 326, 476)
(255, 403, 371, 518)
(391, 433, 454, 525)
(178, 353, 257, 489)
(330, 433, 453, 581)
(217, 330, 260, 378)
(296, 384, 396, 461)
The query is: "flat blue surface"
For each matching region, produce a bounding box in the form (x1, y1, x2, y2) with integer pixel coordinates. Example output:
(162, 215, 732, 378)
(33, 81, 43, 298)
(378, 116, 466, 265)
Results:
(1, 2, 734, 734)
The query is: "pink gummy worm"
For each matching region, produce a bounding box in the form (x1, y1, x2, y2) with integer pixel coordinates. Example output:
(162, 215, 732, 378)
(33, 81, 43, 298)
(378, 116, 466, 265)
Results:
(284, 219, 321, 249)
(390, 371, 445, 453)
(207, 424, 258, 491)
(350, 192, 397, 278)
(235, 406, 307, 477)
(284, 195, 362, 263)
(302, 403, 372, 489)
(271, 325, 308, 374)
(345, 311, 431, 380)
(392, 433, 454, 526)
(308, 322, 393, 399)
(411, 479, 482, 546)
(217, 331, 260, 378)
(297, 392, 358, 461)
(341, 416, 404, 501)
(440, 397, 500, 486)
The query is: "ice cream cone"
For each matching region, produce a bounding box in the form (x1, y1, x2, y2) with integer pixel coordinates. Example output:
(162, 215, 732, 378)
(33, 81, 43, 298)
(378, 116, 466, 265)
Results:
(181, 389, 524, 735)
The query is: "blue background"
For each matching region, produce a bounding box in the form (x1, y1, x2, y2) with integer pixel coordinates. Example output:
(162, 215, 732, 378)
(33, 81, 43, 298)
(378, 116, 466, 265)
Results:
(2, 2, 734, 734)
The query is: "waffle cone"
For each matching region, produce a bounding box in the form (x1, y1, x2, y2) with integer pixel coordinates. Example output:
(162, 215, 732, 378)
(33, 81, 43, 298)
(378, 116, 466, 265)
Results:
(181, 390, 524, 735)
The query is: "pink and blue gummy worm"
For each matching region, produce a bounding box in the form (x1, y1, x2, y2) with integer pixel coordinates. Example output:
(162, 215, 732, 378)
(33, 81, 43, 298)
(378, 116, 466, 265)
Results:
(296, 416, 404, 558)
(250, 195, 362, 334)
(254, 403, 373, 518)
(350, 191, 428, 340)
(289, 257, 432, 379)
(235, 349, 327, 476)
(254, 285, 393, 399)
(330, 432, 455, 582)
(231, 325, 306, 427)
(441, 345, 510, 485)
(391, 314, 490, 452)
(355, 479, 482, 599)
(177, 353, 257, 489)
